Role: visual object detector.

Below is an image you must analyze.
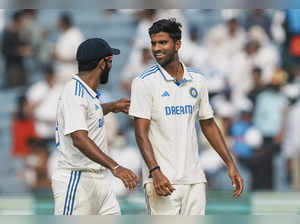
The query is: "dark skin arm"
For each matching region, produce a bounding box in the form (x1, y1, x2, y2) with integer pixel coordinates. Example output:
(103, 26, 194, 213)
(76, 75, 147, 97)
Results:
(71, 130, 139, 190)
(200, 118, 244, 197)
(134, 118, 175, 197)
(101, 98, 130, 115)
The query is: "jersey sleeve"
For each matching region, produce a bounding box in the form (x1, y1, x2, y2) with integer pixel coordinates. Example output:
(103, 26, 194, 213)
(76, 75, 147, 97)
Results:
(197, 79, 214, 120)
(129, 78, 152, 120)
(62, 87, 88, 135)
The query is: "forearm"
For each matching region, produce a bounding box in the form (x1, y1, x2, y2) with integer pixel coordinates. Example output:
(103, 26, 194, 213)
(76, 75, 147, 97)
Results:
(72, 133, 118, 170)
(101, 102, 116, 115)
(200, 119, 236, 169)
(135, 131, 159, 170)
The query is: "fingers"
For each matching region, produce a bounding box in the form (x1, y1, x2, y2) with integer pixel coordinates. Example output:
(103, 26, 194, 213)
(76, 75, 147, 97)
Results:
(232, 176, 244, 197)
(120, 170, 139, 191)
(154, 181, 175, 197)
(116, 98, 130, 114)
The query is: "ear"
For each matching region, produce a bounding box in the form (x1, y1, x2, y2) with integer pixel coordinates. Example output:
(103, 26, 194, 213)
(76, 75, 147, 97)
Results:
(97, 58, 106, 71)
(175, 40, 181, 51)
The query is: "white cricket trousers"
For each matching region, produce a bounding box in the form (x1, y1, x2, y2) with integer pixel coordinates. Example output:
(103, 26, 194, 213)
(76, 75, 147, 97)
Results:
(52, 169, 121, 215)
(145, 182, 206, 215)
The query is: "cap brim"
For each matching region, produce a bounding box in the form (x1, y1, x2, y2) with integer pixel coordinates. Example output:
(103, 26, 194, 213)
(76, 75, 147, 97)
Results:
(111, 48, 120, 55)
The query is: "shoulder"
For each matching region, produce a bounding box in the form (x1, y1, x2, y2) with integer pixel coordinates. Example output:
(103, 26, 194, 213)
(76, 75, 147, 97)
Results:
(62, 78, 86, 100)
(186, 67, 207, 82)
(137, 64, 160, 80)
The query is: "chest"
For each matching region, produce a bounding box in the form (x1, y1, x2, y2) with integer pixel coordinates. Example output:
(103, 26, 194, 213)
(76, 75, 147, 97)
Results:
(86, 98, 104, 127)
(152, 82, 200, 116)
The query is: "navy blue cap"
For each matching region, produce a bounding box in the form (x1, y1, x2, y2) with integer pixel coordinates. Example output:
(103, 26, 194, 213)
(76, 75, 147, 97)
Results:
(76, 38, 120, 63)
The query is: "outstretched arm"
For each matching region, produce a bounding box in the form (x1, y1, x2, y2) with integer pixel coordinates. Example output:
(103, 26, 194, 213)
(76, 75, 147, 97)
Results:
(134, 117, 175, 196)
(199, 118, 243, 197)
(101, 98, 130, 115)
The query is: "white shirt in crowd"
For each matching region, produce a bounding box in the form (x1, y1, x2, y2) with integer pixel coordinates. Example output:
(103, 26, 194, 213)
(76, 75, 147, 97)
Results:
(204, 23, 247, 60)
(282, 100, 300, 159)
(27, 80, 63, 139)
(55, 75, 108, 171)
(129, 62, 214, 185)
(54, 27, 84, 84)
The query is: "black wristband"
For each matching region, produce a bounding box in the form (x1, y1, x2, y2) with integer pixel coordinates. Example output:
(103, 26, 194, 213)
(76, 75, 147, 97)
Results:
(148, 166, 160, 178)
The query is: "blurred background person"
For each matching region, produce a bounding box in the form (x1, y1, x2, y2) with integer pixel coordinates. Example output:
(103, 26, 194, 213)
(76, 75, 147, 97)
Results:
(52, 11, 84, 84)
(21, 9, 52, 68)
(281, 84, 300, 190)
(26, 65, 63, 150)
(1, 10, 32, 88)
(252, 68, 289, 190)
(11, 95, 38, 171)
(120, 46, 154, 96)
(22, 138, 51, 193)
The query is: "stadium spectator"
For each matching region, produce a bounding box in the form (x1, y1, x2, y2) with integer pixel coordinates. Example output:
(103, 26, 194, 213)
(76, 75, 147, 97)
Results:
(26, 65, 63, 149)
(1, 10, 32, 88)
(244, 9, 272, 39)
(247, 67, 266, 108)
(204, 14, 247, 62)
(11, 94, 38, 180)
(22, 138, 51, 191)
(121, 46, 154, 95)
(252, 68, 289, 189)
(281, 84, 300, 189)
(21, 9, 52, 67)
(53, 12, 84, 84)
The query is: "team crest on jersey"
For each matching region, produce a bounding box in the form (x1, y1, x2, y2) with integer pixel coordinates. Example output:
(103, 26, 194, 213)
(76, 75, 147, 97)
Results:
(189, 87, 198, 98)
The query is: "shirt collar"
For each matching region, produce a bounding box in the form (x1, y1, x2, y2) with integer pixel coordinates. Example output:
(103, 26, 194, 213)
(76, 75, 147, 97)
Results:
(156, 62, 193, 82)
(72, 75, 100, 99)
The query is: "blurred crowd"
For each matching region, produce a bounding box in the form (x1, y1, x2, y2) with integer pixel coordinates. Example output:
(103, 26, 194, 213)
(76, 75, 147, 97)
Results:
(1, 9, 300, 197)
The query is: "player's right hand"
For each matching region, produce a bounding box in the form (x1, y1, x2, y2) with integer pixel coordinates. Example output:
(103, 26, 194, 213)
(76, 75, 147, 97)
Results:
(111, 166, 139, 191)
(151, 169, 175, 197)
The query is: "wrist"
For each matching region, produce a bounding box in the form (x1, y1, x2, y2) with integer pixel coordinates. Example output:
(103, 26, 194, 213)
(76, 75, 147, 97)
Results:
(227, 163, 236, 170)
(112, 101, 119, 113)
(110, 164, 120, 172)
(148, 166, 160, 178)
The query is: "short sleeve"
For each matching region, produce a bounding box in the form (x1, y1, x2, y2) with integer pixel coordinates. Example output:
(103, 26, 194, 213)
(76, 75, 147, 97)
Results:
(129, 78, 152, 120)
(62, 90, 88, 135)
(197, 79, 214, 120)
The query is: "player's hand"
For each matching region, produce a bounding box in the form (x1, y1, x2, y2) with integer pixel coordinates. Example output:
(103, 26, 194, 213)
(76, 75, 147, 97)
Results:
(111, 166, 139, 191)
(228, 165, 243, 197)
(112, 98, 130, 114)
(151, 169, 175, 197)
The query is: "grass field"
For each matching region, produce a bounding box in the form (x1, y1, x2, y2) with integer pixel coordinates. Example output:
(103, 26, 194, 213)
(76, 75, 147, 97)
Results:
(1, 190, 300, 215)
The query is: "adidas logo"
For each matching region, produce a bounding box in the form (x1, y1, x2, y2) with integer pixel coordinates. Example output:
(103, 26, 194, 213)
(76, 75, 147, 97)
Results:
(161, 91, 170, 97)
(95, 104, 100, 111)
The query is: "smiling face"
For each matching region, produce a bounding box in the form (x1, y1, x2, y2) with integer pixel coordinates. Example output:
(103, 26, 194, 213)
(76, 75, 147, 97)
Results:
(150, 32, 181, 67)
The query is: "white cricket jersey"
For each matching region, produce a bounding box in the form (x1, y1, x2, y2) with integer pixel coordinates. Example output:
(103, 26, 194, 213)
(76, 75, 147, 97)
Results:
(129, 63, 214, 185)
(55, 75, 108, 171)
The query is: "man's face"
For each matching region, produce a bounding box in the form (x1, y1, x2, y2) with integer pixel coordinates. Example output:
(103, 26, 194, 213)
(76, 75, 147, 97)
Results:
(150, 32, 180, 67)
(100, 56, 112, 84)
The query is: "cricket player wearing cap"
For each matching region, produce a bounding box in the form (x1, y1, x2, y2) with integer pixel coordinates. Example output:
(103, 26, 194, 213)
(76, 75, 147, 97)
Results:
(52, 38, 139, 215)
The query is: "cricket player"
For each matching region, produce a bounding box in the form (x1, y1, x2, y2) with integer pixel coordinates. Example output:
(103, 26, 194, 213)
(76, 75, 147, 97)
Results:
(129, 18, 243, 215)
(52, 38, 139, 215)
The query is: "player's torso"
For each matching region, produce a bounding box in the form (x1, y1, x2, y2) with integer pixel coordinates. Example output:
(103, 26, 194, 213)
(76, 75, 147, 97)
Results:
(142, 68, 207, 184)
(56, 79, 107, 170)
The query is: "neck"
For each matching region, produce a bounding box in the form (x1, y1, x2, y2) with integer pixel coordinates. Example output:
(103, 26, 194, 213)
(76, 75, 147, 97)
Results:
(162, 55, 183, 81)
(78, 71, 99, 92)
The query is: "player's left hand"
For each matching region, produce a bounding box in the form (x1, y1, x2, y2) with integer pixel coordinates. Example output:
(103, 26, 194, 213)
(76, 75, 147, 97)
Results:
(113, 98, 130, 114)
(228, 165, 243, 197)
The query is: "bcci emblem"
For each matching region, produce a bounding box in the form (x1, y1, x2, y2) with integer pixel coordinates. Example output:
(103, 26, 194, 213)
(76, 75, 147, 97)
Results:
(189, 87, 198, 98)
